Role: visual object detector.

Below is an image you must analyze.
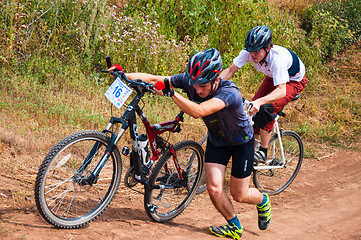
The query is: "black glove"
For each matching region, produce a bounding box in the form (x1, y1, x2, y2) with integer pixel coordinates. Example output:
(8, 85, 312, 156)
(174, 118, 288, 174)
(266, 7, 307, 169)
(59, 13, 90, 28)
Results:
(163, 78, 174, 97)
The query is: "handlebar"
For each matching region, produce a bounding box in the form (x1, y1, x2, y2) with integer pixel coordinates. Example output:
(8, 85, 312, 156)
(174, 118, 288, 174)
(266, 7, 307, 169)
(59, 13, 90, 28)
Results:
(101, 55, 154, 94)
(101, 69, 154, 94)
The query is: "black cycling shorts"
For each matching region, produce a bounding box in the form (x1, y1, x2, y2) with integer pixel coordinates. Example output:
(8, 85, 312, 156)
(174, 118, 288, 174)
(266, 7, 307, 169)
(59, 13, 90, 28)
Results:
(205, 137, 254, 179)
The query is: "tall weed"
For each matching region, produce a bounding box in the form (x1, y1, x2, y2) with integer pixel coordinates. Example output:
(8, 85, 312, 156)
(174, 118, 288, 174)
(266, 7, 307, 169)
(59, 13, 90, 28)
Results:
(98, 13, 191, 75)
(301, 0, 357, 61)
(0, 0, 359, 151)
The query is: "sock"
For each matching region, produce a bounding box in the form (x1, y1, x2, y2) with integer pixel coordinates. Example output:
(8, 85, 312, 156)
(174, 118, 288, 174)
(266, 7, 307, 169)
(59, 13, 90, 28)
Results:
(258, 193, 267, 206)
(259, 147, 268, 157)
(227, 216, 242, 230)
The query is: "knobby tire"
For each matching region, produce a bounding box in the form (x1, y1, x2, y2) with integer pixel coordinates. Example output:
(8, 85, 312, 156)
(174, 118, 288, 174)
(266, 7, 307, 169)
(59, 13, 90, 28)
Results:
(34, 130, 122, 229)
(144, 140, 204, 222)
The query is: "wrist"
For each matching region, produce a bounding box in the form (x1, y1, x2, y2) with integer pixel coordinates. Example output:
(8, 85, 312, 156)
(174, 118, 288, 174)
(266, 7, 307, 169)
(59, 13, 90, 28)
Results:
(165, 88, 174, 97)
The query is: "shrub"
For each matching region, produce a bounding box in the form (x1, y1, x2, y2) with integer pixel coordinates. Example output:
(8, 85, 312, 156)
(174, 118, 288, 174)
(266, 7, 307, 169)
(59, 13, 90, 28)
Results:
(124, 0, 293, 60)
(301, 0, 357, 61)
(319, 0, 361, 40)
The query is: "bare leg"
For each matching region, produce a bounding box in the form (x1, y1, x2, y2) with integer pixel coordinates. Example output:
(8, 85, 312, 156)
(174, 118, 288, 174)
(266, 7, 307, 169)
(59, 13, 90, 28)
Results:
(260, 128, 272, 149)
(205, 163, 235, 220)
(230, 176, 263, 205)
(206, 162, 264, 220)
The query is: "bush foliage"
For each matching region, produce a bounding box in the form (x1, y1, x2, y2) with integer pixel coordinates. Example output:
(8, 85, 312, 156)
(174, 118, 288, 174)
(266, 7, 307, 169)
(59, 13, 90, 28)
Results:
(301, 0, 358, 61)
(0, 0, 360, 147)
(1, 0, 359, 75)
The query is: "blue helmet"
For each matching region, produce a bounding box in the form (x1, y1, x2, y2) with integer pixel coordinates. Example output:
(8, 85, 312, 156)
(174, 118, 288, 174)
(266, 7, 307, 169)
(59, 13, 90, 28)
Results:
(186, 48, 222, 85)
(244, 25, 272, 52)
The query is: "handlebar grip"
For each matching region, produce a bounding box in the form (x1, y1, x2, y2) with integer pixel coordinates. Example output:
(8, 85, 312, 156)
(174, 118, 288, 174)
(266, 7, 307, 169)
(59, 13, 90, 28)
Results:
(176, 111, 184, 122)
(164, 78, 171, 92)
(106, 55, 112, 69)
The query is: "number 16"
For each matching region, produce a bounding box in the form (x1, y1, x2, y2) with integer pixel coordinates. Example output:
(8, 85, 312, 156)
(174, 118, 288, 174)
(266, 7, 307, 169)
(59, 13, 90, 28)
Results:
(113, 86, 122, 98)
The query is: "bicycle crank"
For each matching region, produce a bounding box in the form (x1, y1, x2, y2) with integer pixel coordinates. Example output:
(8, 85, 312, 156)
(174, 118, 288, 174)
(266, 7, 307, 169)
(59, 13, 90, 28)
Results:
(124, 166, 139, 188)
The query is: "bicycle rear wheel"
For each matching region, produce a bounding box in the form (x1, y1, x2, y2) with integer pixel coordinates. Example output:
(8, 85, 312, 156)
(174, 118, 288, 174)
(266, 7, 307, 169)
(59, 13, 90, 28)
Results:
(253, 130, 303, 195)
(144, 140, 204, 222)
(34, 130, 122, 228)
(196, 133, 207, 194)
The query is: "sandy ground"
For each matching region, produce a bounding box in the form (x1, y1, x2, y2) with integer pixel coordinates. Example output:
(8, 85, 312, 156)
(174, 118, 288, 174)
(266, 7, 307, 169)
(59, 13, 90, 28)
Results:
(0, 144, 360, 240)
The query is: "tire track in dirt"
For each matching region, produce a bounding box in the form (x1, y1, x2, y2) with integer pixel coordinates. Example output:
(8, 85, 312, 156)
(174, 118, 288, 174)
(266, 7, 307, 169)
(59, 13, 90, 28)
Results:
(0, 147, 360, 239)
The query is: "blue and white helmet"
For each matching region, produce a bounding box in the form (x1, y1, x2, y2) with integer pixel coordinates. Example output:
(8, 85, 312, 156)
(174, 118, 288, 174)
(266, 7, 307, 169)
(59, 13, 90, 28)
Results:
(244, 25, 272, 52)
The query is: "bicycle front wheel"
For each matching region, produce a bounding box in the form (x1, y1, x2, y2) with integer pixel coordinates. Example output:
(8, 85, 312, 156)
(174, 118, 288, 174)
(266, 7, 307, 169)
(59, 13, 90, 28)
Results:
(144, 140, 204, 222)
(34, 130, 122, 228)
(253, 130, 303, 195)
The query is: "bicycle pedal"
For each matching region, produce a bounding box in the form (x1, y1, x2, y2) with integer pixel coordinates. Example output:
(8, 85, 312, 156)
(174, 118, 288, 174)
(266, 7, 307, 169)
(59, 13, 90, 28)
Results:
(254, 158, 266, 164)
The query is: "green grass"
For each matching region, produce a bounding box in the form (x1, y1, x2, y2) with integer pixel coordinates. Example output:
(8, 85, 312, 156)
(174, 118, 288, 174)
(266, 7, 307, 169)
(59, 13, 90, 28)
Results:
(0, 0, 360, 158)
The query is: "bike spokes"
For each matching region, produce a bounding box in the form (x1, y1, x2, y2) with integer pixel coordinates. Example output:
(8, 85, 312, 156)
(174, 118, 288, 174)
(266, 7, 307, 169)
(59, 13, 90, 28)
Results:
(35, 131, 122, 228)
(144, 140, 204, 222)
(253, 131, 303, 195)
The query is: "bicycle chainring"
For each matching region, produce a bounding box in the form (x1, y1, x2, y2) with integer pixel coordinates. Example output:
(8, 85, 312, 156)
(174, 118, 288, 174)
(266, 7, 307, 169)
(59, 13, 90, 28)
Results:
(124, 166, 139, 188)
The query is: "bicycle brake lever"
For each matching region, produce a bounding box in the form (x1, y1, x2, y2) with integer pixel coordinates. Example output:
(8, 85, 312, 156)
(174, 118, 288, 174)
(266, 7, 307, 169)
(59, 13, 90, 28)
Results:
(247, 102, 253, 112)
(246, 103, 254, 126)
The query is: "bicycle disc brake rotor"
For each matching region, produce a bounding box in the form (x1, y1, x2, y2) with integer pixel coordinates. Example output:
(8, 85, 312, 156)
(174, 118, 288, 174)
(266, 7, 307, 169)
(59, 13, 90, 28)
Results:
(155, 172, 180, 204)
(162, 172, 181, 208)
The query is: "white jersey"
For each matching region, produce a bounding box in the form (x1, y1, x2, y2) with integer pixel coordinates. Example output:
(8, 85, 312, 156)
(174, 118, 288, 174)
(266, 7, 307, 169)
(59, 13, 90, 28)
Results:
(233, 45, 306, 86)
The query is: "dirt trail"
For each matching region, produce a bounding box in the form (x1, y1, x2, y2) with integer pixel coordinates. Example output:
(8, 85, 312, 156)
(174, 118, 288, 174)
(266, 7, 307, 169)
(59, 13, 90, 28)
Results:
(0, 145, 360, 240)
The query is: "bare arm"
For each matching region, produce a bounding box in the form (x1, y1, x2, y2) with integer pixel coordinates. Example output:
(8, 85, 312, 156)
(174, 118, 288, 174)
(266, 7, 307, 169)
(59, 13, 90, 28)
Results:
(170, 92, 226, 119)
(107, 66, 173, 87)
(110, 68, 226, 118)
(219, 63, 240, 80)
(249, 83, 287, 116)
(125, 73, 173, 86)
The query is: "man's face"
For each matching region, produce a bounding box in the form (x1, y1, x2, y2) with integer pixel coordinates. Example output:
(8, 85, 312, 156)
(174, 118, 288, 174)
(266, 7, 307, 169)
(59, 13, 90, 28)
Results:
(193, 82, 213, 98)
(249, 45, 270, 63)
(193, 78, 219, 98)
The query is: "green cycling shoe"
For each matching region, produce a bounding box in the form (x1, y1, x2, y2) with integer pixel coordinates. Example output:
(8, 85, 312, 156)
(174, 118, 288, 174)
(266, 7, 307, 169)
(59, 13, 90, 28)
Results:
(209, 223, 243, 240)
(257, 193, 272, 230)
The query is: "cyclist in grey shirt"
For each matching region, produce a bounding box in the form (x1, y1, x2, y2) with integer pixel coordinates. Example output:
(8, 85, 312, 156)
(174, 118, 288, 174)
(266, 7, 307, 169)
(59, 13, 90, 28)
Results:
(111, 49, 271, 239)
(170, 72, 253, 147)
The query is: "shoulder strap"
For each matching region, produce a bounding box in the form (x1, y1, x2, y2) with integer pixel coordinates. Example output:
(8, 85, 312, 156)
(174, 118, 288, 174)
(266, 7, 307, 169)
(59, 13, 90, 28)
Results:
(287, 49, 300, 77)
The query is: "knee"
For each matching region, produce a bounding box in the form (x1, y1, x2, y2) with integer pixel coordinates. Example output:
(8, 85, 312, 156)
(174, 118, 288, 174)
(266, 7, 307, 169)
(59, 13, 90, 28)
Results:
(207, 184, 223, 198)
(230, 190, 249, 203)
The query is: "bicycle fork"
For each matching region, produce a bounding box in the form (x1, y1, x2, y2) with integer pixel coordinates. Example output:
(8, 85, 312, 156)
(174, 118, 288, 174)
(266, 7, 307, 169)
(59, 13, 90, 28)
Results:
(77, 114, 129, 186)
(79, 129, 121, 186)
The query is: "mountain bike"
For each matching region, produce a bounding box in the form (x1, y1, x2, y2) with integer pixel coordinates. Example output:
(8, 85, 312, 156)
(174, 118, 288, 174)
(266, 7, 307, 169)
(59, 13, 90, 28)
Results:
(196, 97, 303, 196)
(34, 57, 204, 229)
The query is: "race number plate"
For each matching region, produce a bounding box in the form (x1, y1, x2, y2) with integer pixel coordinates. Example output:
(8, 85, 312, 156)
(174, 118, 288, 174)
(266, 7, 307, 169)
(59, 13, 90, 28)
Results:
(104, 77, 133, 109)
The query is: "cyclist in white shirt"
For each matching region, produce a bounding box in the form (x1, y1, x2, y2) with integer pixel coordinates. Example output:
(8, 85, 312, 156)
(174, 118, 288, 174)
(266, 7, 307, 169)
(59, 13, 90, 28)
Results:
(220, 25, 307, 162)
